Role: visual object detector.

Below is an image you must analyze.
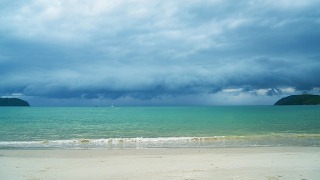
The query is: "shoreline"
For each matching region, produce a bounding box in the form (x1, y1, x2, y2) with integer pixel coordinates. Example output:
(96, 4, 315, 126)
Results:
(1, 147, 320, 179)
(2, 133, 320, 149)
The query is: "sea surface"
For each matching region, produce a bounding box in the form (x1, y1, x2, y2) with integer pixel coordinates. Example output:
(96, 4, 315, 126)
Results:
(0, 106, 320, 149)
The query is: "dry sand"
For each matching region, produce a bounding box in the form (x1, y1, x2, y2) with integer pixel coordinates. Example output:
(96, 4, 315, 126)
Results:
(0, 147, 319, 180)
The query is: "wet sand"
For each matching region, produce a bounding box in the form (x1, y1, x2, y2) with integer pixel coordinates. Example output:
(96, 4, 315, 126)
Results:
(0, 147, 319, 179)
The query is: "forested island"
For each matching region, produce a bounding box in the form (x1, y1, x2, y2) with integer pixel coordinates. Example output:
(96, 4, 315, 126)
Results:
(274, 94, 320, 105)
(0, 98, 30, 106)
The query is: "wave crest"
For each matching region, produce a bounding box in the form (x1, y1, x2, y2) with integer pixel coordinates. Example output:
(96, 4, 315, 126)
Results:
(1, 134, 320, 149)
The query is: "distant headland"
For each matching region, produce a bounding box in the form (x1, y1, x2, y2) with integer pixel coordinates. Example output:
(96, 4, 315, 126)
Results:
(0, 98, 30, 106)
(274, 94, 320, 105)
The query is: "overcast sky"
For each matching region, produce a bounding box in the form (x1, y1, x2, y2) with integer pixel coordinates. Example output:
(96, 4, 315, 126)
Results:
(1, 0, 320, 106)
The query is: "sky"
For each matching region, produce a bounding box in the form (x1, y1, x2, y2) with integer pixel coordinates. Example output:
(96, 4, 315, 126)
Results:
(1, 0, 320, 106)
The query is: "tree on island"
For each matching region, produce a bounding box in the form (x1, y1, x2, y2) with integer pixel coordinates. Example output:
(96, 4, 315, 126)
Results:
(0, 98, 30, 106)
(274, 94, 320, 105)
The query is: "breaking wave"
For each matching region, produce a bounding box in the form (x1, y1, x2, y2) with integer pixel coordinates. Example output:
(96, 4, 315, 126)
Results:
(1, 134, 320, 149)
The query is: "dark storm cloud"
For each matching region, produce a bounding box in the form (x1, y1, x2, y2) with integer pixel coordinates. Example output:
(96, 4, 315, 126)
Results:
(0, 0, 320, 105)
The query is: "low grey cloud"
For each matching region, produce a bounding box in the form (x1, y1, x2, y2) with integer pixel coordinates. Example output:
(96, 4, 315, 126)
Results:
(0, 0, 320, 106)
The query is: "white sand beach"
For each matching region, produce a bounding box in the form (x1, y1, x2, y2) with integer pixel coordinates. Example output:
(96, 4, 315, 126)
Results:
(0, 147, 319, 180)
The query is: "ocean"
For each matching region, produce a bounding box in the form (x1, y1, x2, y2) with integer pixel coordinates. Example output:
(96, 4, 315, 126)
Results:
(0, 106, 320, 149)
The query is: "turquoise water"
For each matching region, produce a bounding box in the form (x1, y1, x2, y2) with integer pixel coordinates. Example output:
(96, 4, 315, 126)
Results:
(0, 106, 320, 149)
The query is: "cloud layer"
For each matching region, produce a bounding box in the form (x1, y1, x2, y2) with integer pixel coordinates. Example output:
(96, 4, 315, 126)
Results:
(1, 0, 320, 105)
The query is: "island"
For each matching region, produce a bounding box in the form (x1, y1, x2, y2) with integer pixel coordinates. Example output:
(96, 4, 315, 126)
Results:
(274, 94, 320, 105)
(0, 98, 30, 106)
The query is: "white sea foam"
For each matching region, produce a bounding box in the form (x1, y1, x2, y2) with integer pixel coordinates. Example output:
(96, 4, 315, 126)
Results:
(1, 134, 320, 149)
(0, 136, 227, 149)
